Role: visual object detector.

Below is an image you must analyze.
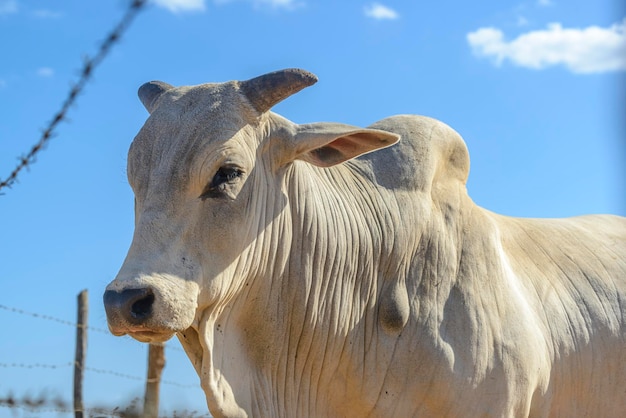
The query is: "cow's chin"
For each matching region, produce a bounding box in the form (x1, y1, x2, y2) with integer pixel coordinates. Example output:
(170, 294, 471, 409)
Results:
(127, 329, 176, 344)
(109, 325, 177, 343)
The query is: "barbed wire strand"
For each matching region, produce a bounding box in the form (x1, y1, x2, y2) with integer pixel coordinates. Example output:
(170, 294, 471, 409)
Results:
(0, 302, 190, 354)
(0, 0, 148, 193)
(83, 365, 199, 389)
(0, 361, 197, 389)
(0, 303, 110, 334)
(0, 362, 200, 389)
(0, 361, 74, 370)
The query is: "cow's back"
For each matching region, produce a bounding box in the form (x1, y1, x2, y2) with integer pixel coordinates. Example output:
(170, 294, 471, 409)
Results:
(497, 214, 626, 416)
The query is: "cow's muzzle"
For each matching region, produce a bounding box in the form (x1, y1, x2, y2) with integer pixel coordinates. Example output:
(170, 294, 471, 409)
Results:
(103, 288, 155, 334)
(103, 272, 199, 343)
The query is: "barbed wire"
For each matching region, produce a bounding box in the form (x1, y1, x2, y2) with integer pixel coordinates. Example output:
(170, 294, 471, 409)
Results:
(1, 300, 194, 387)
(83, 365, 199, 389)
(0, 302, 189, 354)
(0, 361, 74, 370)
(0, 361, 198, 389)
(0, 302, 110, 334)
(0, 0, 148, 193)
(0, 393, 69, 415)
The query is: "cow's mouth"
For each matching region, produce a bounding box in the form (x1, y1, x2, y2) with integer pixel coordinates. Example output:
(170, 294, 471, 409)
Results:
(108, 325, 175, 343)
(129, 330, 174, 343)
(127, 329, 175, 343)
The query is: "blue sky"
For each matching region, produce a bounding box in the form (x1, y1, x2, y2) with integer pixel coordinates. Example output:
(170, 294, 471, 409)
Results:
(0, 0, 624, 416)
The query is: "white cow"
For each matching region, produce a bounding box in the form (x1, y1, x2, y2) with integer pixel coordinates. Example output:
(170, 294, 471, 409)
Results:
(104, 69, 626, 417)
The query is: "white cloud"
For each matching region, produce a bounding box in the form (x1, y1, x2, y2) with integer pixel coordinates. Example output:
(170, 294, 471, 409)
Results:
(151, 0, 206, 13)
(537, 0, 553, 7)
(37, 67, 54, 77)
(467, 19, 626, 74)
(364, 3, 399, 20)
(0, 0, 18, 15)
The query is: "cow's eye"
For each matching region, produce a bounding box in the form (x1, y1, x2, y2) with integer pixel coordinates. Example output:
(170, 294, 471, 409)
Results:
(201, 166, 243, 199)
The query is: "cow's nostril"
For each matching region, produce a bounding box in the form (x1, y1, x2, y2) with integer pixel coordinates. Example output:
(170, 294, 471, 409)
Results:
(104, 288, 155, 326)
(131, 292, 154, 319)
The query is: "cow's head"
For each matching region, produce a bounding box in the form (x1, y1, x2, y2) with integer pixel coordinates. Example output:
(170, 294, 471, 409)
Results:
(103, 69, 398, 343)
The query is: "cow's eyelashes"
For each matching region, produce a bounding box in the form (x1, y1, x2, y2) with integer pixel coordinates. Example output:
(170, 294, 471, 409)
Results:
(200, 166, 243, 199)
(213, 166, 242, 184)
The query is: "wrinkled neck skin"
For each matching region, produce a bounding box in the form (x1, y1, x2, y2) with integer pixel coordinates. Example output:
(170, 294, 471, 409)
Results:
(171, 114, 626, 418)
(174, 134, 475, 417)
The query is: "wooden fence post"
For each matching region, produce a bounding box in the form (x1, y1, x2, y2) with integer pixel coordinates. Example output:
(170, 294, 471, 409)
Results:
(144, 343, 166, 418)
(73, 289, 88, 418)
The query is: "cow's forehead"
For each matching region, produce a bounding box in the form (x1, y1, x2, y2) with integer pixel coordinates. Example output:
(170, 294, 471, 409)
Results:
(151, 81, 255, 125)
(133, 81, 261, 153)
(127, 81, 263, 195)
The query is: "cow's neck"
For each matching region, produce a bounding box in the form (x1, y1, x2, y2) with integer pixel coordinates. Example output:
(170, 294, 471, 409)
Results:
(225, 160, 466, 415)
(188, 157, 478, 416)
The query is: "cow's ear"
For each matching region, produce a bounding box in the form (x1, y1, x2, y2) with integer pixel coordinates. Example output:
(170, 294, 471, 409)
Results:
(138, 81, 173, 113)
(289, 122, 400, 167)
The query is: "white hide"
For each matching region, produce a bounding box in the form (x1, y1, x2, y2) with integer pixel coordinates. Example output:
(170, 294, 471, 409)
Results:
(105, 70, 626, 418)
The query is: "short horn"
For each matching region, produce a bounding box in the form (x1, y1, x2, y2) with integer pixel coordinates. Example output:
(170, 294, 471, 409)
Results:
(239, 68, 318, 114)
(138, 81, 174, 113)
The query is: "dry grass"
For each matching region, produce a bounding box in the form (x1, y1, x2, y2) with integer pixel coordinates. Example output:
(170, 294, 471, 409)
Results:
(0, 391, 210, 417)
